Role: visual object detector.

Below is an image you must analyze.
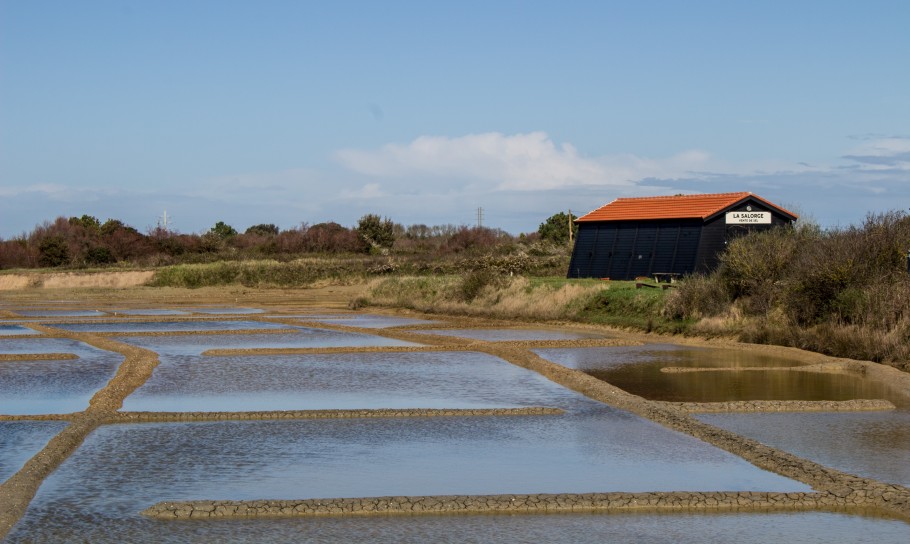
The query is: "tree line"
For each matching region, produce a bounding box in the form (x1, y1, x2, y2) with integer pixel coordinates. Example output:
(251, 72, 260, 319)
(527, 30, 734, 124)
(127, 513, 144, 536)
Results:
(0, 212, 576, 270)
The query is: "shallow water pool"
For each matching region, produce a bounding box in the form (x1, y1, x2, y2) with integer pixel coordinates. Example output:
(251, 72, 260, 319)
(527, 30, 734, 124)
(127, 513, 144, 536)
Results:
(0, 338, 122, 415)
(13, 310, 107, 317)
(0, 325, 40, 336)
(189, 307, 265, 315)
(0, 421, 68, 482)
(535, 345, 895, 403)
(698, 410, 910, 487)
(50, 320, 292, 333)
(122, 351, 585, 412)
(7, 508, 909, 543)
(415, 328, 607, 342)
(296, 314, 439, 328)
(7, 414, 812, 541)
(114, 328, 418, 356)
(112, 309, 192, 316)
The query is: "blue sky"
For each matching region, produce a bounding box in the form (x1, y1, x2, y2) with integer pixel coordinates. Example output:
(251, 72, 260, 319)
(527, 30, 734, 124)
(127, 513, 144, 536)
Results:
(2, 0, 909, 237)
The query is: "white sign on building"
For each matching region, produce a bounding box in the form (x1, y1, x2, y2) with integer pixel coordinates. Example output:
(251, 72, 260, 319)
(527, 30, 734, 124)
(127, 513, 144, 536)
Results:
(725, 211, 771, 224)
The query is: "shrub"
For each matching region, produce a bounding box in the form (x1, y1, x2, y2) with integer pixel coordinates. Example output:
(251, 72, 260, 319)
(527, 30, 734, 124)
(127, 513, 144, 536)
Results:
(537, 211, 578, 244)
(84, 246, 116, 266)
(457, 268, 505, 302)
(357, 214, 395, 252)
(663, 274, 731, 319)
(38, 236, 70, 267)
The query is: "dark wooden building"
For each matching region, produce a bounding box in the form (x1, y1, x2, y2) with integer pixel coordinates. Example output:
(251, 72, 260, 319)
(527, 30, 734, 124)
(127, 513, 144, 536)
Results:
(567, 192, 797, 280)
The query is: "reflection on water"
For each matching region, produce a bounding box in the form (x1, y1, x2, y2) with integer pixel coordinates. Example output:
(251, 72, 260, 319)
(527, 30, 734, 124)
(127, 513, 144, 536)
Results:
(122, 351, 581, 411)
(416, 328, 606, 341)
(0, 325, 40, 336)
(535, 345, 897, 403)
(49, 320, 291, 333)
(8, 416, 810, 541)
(8, 510, 909, 543)
(114, 329, 418, 356)
(0, 338, 122, 414)
(0, 421, 68, 482)
(699, 411, 910, 487)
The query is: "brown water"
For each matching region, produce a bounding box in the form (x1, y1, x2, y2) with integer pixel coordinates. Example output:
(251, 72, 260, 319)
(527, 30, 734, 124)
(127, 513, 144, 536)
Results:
(535, 345, 898, 403)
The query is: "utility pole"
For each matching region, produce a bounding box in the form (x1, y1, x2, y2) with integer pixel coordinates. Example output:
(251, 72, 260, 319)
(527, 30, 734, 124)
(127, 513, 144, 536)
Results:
(568, 209, 574, 244)
(477, 207, 484, 228)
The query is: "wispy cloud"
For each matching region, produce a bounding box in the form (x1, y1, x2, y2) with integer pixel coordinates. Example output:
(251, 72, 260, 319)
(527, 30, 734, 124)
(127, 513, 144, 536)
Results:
(842, 137, 910, 170)
(339, 182, 385, 200)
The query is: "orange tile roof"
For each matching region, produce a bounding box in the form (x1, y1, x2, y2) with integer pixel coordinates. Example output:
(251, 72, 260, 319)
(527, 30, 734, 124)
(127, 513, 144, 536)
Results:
(576, 192, 798, 222)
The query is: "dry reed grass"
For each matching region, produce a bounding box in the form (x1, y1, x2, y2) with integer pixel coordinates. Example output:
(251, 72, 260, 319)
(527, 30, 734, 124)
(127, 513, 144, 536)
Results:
(363, 275, 609, 321)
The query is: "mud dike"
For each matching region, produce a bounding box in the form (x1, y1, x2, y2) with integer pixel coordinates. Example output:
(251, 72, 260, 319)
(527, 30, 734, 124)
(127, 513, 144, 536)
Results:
(2, 301, 910, 539)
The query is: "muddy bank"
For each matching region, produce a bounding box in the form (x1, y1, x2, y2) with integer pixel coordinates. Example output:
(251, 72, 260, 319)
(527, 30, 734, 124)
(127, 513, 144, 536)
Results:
(111, 407, 564, 423)
(141, 491, 872, 519)
(0, 353, 78, 361)
(670, 399, 896, 413)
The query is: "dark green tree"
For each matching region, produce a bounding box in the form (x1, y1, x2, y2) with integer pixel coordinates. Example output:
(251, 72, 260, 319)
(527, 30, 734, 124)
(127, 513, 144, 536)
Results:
(68, 214, 101, 233)
(209, 221, 238, 239)
(356, 214, 395, 252)
(38, 236, 70, 267)
(537, 211, 578, 244)
(245, 223, 279, 236)
(84, 246, 115, 265)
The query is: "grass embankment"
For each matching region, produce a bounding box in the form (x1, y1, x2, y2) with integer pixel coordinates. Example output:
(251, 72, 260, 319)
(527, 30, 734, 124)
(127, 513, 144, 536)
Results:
(360, 274, 689, 333)
(149, 259, 368, 288)
(663, 213, 910, 372)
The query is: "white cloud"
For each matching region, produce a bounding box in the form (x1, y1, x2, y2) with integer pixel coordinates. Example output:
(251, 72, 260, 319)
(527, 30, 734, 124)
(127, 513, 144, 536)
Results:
(334, 131, 825, 192)
(337, 132, 601, 189)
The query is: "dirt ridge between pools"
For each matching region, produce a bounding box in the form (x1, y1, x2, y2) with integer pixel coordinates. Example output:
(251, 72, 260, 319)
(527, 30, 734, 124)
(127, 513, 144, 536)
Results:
(669, 399, 896, 413)
(660, 363, 853, 374)
(0, 353, 78, 361)
(110, 407, 564, 422)
(141, 491, 878, 519)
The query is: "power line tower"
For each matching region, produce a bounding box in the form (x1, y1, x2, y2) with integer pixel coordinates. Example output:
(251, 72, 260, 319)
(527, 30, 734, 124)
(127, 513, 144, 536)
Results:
(476, 207, 484, 228)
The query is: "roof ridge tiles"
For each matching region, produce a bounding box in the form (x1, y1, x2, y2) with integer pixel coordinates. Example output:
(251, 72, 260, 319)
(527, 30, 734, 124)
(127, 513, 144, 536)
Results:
(576, 191, 796, 222)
